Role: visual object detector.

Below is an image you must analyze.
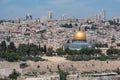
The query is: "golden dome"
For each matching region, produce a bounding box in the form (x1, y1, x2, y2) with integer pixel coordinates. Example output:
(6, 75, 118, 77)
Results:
(74, 31, 86, 40)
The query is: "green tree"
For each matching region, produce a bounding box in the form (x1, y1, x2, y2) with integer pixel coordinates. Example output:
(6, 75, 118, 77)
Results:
(6, 52, 20, 62)
(79, 48, 101, 56)
(43, 45, 47, 53)
(107, 48, 120, 56)
(29, 44, 39, 56)
(46, 48, 54, 56)
(79, 48, 90, 55)
(0, 78, 7, 80)
(9, 69, 20, 80)
(65, 48, 78, 55)
(65, 48, 70, 54)
(57, 64, 68, 80)
(38, 43, 42, 53)
(59, 71, 68, 80)
(8, 42, 16, 52)
(0, 41, 7, 58)
(116, 67, 120, 75)
(0, 46, 3, 58)
(94, 49, 102, 56)
(17, 44, 29, 56)
(69, 50, 78, 55)
(56, 48, 65, 56)
(27, 43, 30, 56)
(1, 41, 7, 53)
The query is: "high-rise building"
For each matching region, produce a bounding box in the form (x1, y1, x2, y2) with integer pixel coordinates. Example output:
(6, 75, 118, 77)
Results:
(26, 13, 32, 20)
(113, 17, 120, 23)
(15, 17, 20, 23)
(87, 9, 106, 22)
(101, 9, 106, 21)
(48, 10, 53, 20)
(61, 14, 66, 20)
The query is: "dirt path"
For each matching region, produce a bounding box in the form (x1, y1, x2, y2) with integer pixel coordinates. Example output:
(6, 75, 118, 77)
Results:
(42, 56, 70, 62)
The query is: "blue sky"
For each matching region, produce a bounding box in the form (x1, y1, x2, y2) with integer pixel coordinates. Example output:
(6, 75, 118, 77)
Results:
(0, 0, 120, 19)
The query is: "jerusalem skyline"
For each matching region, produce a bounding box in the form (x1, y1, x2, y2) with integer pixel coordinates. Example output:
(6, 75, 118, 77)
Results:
(1, 0, 120, 80)
(0, 0, 119, 19)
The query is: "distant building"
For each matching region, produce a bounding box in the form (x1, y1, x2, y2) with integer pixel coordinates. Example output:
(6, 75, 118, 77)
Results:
(87, 9, 106, 22)
(48, 10, 53, 20)
(61, 14, 66, 20)
(15, 17, 20, 23)
(113, 17, 120, 23)
(101, 9, 106, 21)
(26, 13, 32, 20)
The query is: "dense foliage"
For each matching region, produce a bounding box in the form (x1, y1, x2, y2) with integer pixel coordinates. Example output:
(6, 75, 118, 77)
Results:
(64, 48, 120, 61)
(0, 41, 47, 62)
(0, 41, 120, 61)
(57, 48, 102, 56)
(107, 48, 120, 56)
(0, 78, 7, 80)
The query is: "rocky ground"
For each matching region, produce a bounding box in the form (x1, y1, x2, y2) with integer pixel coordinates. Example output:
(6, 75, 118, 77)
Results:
(1, 56, 120, 80)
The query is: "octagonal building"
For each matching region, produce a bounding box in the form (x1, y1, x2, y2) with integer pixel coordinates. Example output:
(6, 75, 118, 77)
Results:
(64, 31, 94, 50)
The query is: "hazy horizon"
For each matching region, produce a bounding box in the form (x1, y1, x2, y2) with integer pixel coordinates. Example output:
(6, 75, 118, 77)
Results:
(0, 0, 119, 20)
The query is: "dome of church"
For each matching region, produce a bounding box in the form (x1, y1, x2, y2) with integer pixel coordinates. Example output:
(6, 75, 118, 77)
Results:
(74, 31, 86, 40)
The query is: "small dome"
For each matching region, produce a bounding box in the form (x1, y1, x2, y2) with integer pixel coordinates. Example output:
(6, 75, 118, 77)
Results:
(74, 31, 86, 40)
